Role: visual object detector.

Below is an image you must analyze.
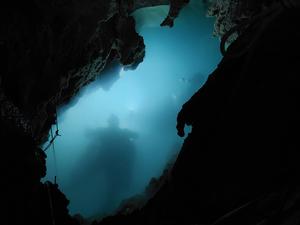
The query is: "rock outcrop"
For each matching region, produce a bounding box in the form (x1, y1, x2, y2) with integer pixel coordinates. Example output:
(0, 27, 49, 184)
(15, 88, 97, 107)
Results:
(2, 1, 300, 225)
(96, 3, 300, 225)
(1, 0, 145, 143)
(0, 1, 182, 224)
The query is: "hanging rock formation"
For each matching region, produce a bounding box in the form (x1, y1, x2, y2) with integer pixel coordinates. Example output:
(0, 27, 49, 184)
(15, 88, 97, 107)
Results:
(0, 1, 182, 224)
(96, 2, 300, 225)
(2, 0, 300, 225)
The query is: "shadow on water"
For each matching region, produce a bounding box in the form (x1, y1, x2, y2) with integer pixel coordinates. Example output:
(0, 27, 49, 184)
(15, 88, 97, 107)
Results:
(68, 115, 138, 216)
(43, 0, 222, 218)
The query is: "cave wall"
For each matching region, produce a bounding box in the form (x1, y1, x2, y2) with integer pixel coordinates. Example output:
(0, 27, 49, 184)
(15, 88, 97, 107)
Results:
(1, 0, 145, 143)
(4, 1, 300, 225)
(95, 3, 300, 225)
(0, 1, 177, 224)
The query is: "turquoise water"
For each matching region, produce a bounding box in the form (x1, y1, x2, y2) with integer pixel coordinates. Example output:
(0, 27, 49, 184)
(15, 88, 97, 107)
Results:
(43, 1, 221, 218)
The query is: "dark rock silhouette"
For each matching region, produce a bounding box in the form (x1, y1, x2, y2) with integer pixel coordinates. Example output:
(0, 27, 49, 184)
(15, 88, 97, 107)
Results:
(69, 115, 138, 214)
(2, 0, 300, 225)
(160, 0, 190, 27)
(0, 1, 173, 224)
(96, 3, 300, 225)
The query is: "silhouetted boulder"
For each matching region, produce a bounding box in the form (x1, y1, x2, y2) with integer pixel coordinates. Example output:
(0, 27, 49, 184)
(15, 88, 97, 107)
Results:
(0, 0, 173, 224)
(97, 3, 300, 225)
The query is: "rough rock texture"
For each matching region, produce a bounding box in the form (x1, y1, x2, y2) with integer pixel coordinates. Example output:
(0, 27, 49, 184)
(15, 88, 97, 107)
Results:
(206, 0, 280, 42)
(96, 4, 300, 225)
(2, 1, 300, 225)
(206, 0, 300, 40)
(1, 0, 146, 144)
(0, 1, 177, 225)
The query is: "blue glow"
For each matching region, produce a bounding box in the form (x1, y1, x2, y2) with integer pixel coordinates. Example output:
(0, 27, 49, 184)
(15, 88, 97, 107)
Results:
(43, 1, 221, 218)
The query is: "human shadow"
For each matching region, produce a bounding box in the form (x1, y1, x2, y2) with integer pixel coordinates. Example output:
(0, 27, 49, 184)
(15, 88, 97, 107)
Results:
(69, 114, 138, 215)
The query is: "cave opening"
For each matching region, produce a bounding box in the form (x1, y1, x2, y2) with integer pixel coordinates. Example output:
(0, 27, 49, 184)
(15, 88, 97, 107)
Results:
(42, 1, 221, 219)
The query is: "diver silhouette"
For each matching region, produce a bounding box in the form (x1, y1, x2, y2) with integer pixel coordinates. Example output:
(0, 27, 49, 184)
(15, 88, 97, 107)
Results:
(71, 114, 138, 214)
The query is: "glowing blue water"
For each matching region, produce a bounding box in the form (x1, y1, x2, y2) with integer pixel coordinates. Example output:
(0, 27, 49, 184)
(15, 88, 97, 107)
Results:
(43, 1, 221, 218)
